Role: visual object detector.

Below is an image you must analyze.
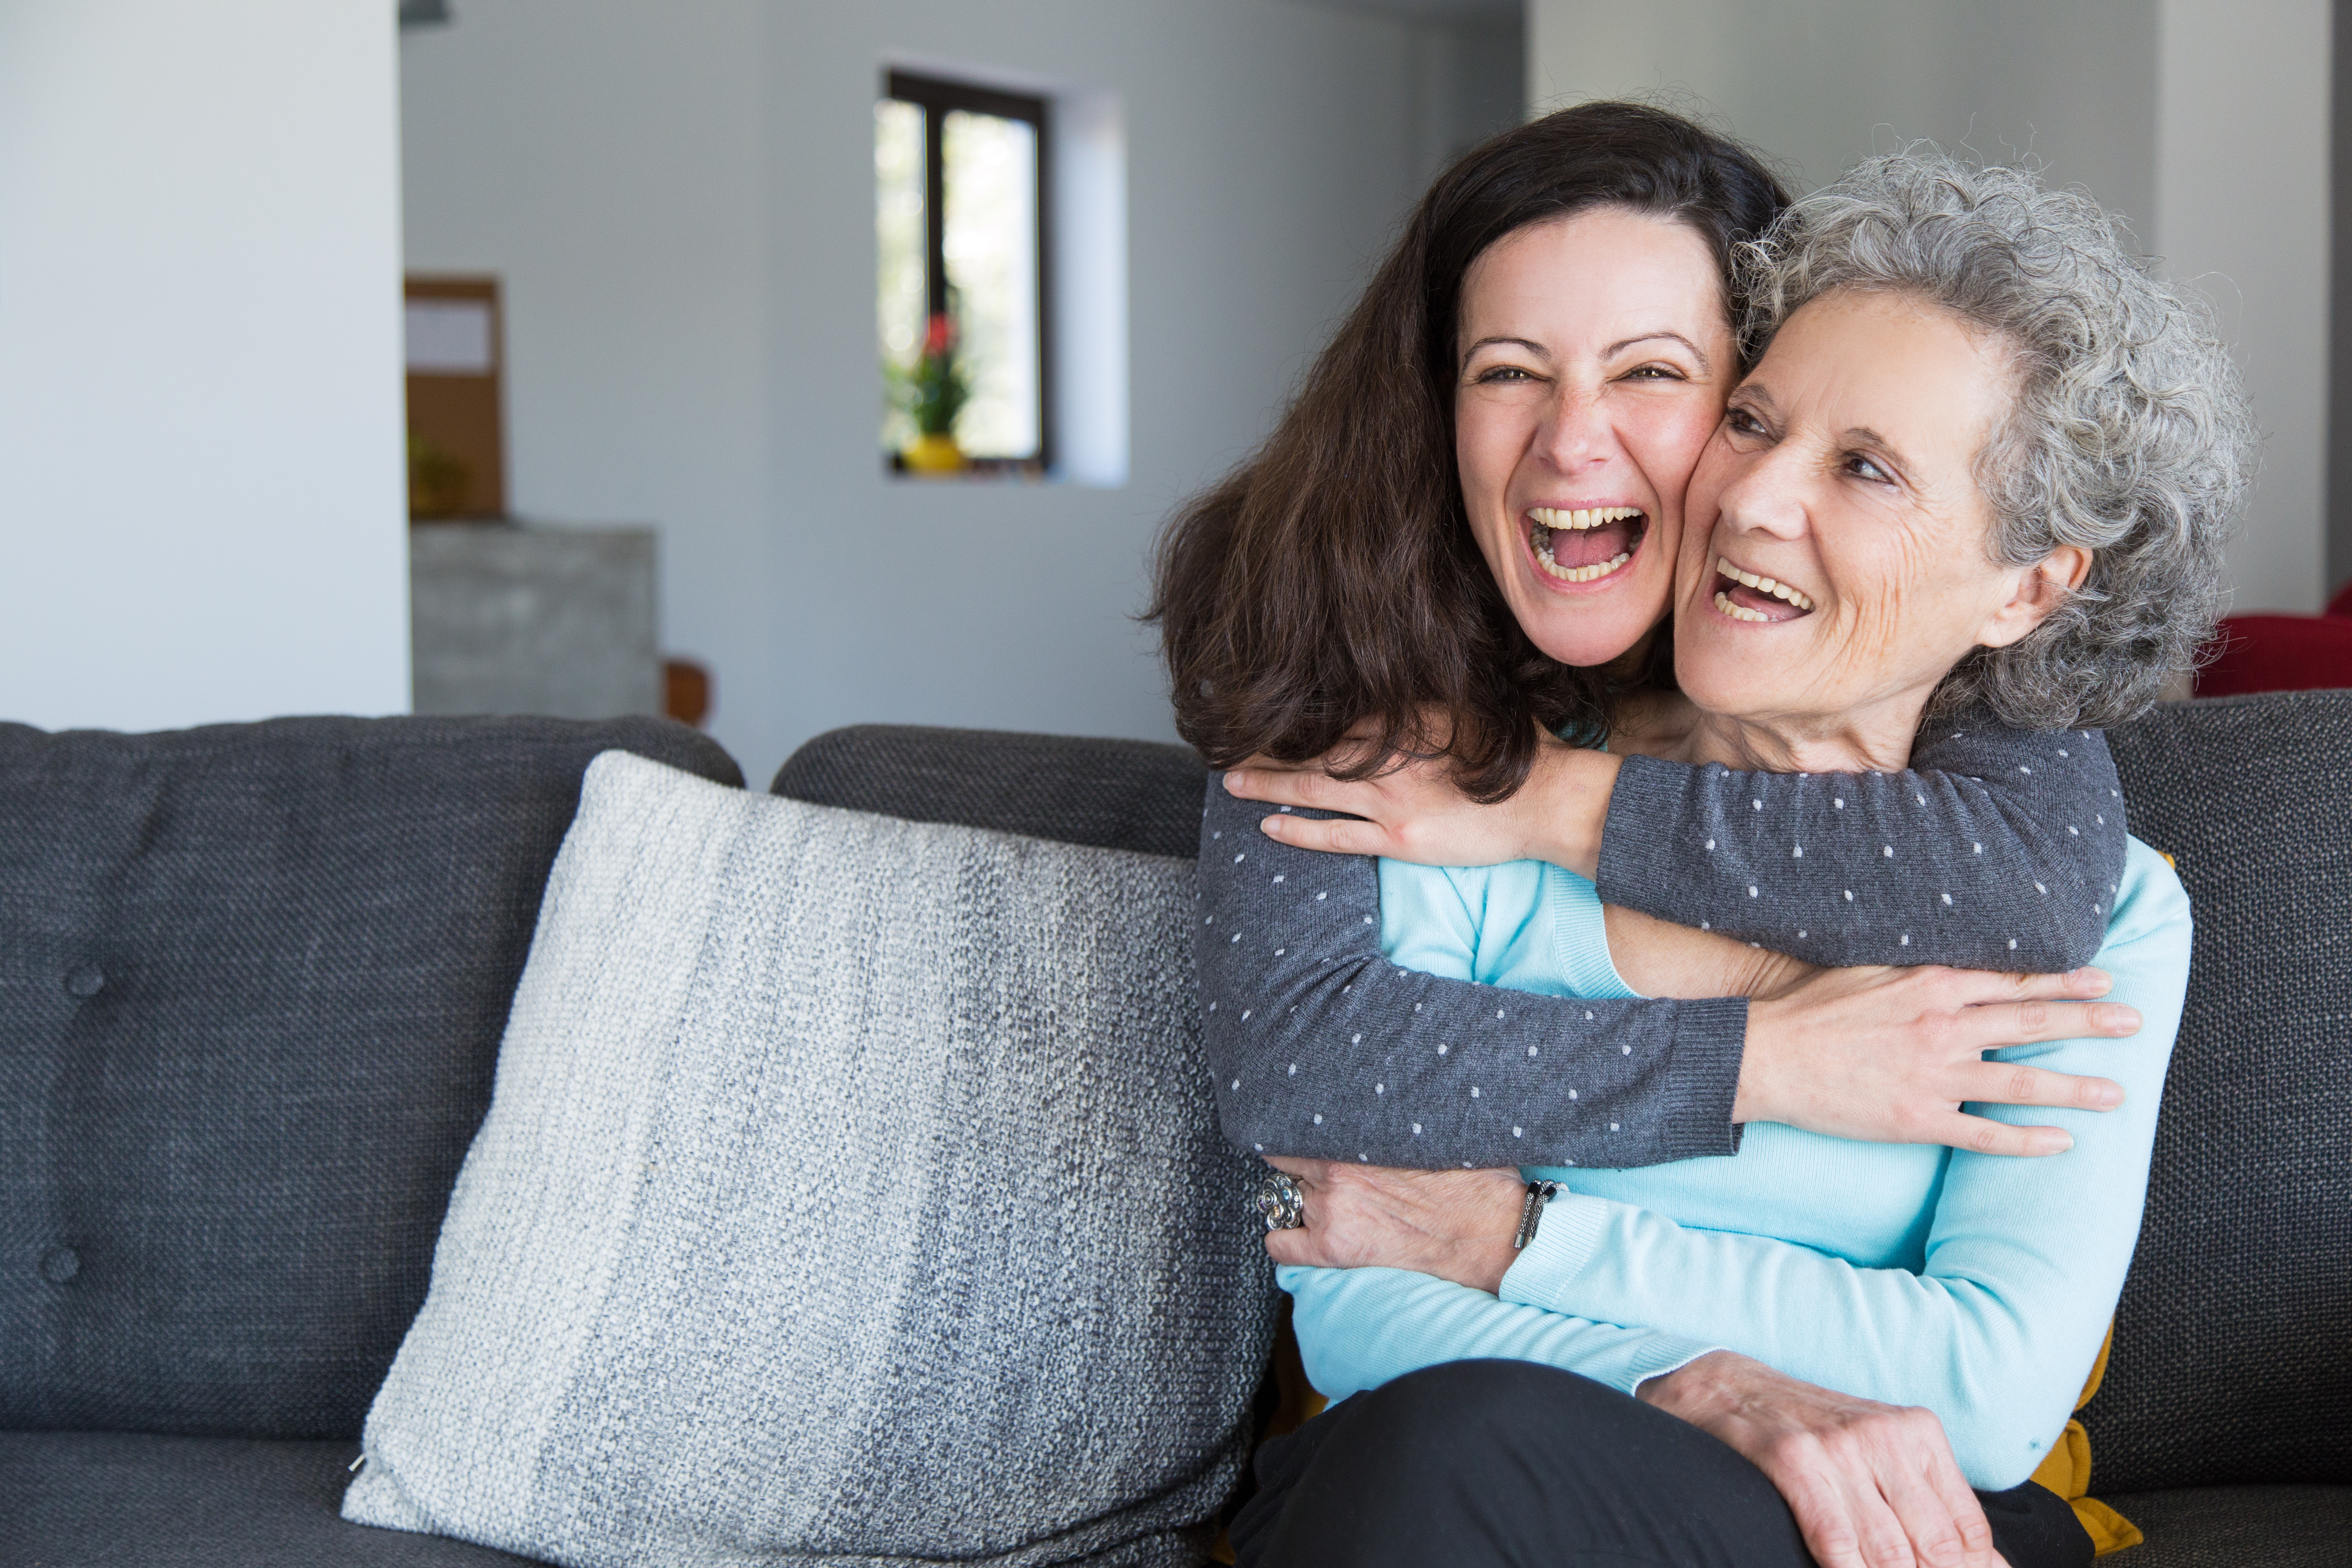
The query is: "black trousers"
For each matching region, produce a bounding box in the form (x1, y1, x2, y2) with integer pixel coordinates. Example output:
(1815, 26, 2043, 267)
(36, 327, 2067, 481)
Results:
(1228, 1360, 2093, 1568)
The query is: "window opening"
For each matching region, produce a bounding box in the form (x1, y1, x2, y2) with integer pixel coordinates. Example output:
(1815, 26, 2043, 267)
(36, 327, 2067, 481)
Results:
(878, 69, 1052, 475)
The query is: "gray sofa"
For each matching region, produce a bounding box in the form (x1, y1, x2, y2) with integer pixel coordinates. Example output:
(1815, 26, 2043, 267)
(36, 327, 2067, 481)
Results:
(3, 697, 2346, 1565)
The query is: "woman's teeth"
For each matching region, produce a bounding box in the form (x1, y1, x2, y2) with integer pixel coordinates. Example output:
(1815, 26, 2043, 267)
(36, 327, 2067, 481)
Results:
(1530, 506, 1641, 530)
(1530, 506, 1641, 583)
(1540, 548, 1632, 583)
(1715, 556, 1816, 614)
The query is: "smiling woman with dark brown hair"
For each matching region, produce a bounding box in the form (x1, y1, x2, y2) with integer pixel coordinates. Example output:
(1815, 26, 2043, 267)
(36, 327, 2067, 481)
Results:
(1152, 102, 1782, 802)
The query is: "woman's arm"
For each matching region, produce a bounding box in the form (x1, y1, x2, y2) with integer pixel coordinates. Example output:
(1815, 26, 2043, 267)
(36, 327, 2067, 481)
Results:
(1234, 707, 2127, 973)
(1279, 1265, 2002, 1568)
(1200, 778, 2134, 1169)
(1597, 716, 2128, 972)
(1199, 778, 1746, 1170)
(1280, 1261, 1716, 1402)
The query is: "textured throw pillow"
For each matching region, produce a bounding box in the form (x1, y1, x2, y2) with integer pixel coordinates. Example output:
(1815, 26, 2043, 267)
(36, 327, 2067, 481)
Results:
(344, 751, 1277, 1568)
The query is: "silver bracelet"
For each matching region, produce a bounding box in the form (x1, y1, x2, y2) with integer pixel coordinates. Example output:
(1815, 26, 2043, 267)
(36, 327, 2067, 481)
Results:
(1512, 1180, 1561, 1250)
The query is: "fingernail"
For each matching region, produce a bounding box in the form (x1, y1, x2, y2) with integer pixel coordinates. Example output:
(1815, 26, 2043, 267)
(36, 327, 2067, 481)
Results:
(2087, 1082, 2123, 1109)
(1223, 769, 1244, 792)
(2071, 967, 2113, 994)
(2101, 1005, 2142, 1033)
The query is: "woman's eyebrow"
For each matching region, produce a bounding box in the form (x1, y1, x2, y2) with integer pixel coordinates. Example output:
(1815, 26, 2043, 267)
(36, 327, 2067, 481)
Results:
(1605, 331, 1712, 369)
(1462, 335, 1550, 358)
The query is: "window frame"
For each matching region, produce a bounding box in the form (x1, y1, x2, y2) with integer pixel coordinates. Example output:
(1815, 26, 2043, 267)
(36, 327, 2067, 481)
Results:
(883, 68, 1055, 475)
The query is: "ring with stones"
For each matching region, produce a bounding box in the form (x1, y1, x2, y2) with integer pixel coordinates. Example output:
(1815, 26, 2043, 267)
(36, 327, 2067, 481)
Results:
(1254, 1170, 1305, 1231)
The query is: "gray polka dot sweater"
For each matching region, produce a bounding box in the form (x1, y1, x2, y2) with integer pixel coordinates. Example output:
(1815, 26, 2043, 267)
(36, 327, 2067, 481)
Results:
(1197, 710, 2127, 1169)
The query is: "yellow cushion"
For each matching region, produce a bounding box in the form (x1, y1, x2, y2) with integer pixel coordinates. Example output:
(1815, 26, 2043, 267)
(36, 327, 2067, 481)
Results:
(2029, 1324, 2144, 1555)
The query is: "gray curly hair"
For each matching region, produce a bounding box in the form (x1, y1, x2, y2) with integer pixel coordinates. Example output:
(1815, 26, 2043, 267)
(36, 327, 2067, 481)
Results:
(1735, 152, 2256, 728)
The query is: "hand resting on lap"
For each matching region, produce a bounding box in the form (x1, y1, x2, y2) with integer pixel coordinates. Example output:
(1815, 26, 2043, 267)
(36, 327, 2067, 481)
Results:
(1265, 1158, 2008, 1568)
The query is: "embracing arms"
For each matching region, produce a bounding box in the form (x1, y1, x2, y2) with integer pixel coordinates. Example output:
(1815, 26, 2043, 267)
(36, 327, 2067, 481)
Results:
(1201, 711, 2134, 1168)
(1199, 784, 1744, 1169)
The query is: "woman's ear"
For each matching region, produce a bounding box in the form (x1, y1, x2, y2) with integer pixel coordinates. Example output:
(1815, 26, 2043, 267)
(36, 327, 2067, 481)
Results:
(1978, 545, 2092, 649)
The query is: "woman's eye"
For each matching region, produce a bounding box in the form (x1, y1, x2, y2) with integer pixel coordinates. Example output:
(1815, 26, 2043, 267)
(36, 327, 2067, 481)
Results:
(1473, 365, 1535, 384)
(1846, 454, 1893, 483)
(1725, 407, 1767, 436)
(1623, 364, 1684, 382)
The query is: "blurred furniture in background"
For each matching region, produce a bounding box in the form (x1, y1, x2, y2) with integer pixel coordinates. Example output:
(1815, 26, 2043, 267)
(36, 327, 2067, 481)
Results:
(411, 523, 661, 720)
(2194, 580, 2352, 697)
(405, 276, 505, 520)
(663, 658, 712, 727)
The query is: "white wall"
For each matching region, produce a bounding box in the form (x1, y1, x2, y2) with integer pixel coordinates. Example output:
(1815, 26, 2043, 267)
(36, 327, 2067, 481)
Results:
(403, 0, 1457, 784)
(1531, 0, 2331, 613)
(0, 0, 410, 732)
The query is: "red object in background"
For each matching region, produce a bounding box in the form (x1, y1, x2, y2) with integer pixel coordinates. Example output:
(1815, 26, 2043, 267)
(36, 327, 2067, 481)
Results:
(2196, 607, 2352, 696)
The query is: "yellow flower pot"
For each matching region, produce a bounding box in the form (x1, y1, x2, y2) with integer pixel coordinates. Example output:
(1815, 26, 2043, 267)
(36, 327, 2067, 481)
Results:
(902, 433, 967, 475)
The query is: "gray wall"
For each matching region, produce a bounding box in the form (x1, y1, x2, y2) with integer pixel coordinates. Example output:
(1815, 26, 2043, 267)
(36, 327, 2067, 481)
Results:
(1531, 0, 2331, 617)
(1533, 0, 2157, 231)
(402, 0, 1507, 783)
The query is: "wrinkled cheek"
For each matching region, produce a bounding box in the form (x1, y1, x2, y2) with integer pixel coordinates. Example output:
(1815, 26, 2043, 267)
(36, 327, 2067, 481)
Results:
(1838, 601, 1913, 669)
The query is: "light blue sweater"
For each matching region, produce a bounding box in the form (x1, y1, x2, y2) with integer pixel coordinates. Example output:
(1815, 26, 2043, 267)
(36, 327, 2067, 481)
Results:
(1279, 837, 2191, 1490)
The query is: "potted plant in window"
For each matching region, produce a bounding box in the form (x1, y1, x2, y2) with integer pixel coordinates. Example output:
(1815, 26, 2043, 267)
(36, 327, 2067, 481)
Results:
(891, 312, 971, 475)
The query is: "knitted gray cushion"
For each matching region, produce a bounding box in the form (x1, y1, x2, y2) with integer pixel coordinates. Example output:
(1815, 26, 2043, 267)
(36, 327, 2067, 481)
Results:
(344, 751, 1276, 1567)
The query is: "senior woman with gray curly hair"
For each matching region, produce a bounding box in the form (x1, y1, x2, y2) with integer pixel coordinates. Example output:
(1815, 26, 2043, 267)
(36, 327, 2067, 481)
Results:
(1223, 153, 2252, 1568)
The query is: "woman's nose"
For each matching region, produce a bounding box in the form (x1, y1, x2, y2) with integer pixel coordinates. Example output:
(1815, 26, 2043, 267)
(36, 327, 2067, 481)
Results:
(1536, 387, 1614, 472)
(1715, 447, 1810, 540)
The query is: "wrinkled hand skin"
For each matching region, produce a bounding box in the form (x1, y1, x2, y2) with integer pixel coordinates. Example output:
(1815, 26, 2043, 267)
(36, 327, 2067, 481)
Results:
(1259, 1156, 1525, 1295)
(1737, 963, 2140, 1157)
(1267, 1154, 2012, 1567)
(1641, 1351, 2009, 1568)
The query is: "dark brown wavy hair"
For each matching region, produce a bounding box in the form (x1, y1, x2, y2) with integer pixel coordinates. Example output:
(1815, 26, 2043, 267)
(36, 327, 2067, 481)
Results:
(1148, 102, 1790, 800)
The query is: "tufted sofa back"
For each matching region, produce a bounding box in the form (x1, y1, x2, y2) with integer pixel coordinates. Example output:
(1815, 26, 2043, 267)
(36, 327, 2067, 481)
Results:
(0, 716, 740, 1439)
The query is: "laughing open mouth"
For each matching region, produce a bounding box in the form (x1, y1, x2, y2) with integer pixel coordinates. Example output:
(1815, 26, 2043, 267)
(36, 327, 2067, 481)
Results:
(1711, 556, 1816, 622)
(1528, 506, 1646, 584)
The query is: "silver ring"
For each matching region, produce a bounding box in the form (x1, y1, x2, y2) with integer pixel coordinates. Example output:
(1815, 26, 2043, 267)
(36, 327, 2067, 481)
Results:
(1254, 1170, 1305, 1231)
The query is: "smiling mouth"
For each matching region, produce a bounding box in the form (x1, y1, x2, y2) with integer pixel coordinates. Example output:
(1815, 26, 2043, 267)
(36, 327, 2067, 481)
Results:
(1528, 507, 1646, 584)
(1711, 556, 1816, 622)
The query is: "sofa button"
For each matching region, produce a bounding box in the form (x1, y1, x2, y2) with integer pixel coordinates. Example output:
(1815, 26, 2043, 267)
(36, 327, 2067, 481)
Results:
(63, 964, 104, 998)
(38, 1246, 80, 1283)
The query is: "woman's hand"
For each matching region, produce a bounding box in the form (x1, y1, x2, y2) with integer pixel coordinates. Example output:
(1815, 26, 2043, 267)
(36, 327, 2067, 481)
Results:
(1739, 964, 2141, 1156)
(1223, 722, 1620, 879)
(1259, 1157, 1525, 1294)
(1641, 1351, 2004, 1568)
